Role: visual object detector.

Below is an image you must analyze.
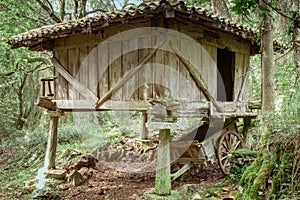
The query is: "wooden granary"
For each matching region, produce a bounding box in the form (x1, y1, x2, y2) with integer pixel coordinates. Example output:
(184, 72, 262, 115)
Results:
(9, 0, 260, 195)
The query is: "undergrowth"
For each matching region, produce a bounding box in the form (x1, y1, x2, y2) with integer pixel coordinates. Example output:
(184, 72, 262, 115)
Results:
(236, 92, 300, 199)
(0, 111, 141, 199)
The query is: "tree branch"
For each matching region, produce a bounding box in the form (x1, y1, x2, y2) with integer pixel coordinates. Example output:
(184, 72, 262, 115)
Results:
(35, 0, 62, 23)
(261, 0, 293, 20)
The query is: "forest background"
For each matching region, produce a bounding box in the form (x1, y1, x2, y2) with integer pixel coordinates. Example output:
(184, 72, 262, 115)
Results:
(0, 0, 299, 199)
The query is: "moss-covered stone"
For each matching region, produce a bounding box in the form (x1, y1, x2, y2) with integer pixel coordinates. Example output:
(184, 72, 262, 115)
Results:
(232, 149, 257, 158)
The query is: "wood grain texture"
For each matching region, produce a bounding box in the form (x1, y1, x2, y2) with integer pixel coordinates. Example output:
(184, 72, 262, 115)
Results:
(67, 48, 80, 100)
(54, 49, 68, 100)
(97, 42, 109, 99)
(109, 41, 122, 100)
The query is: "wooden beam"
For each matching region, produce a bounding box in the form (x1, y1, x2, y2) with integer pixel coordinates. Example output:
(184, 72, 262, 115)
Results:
(54, 100, 151, 111)
(248, 101, 261, 110)
(170, 163, 192, 182)
(52, 57, 98, 103)
(177, 158, 205, 165)
(155, 129, 171, 196)
(36, 97, 57, 110)
(169, 43, 222, 112)
(95, 39, 165, 109)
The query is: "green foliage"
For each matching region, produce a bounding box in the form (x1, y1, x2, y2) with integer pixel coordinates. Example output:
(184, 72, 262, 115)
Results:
(58, 125, 81, 144)
(237, 91, 300, 199)
(229, 149, 257, 182)
(0, 0, 52, 133)
(230, 0, 258, 16)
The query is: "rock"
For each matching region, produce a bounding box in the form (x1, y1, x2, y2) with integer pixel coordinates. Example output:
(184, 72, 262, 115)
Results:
(68, 170, 85, 186)
(66, 154, 97, 172)
(78, 167, 94, 178)
(192, 193, 202, 200)
(139, 154, 148, 162)
(108, 148, 122, 161)
(30, 188, 61, 199)
(98, 188, 107, 195)
(24, 179, 38, 193)
(45, 169, 66, 180)
(78, 167, 89, 176)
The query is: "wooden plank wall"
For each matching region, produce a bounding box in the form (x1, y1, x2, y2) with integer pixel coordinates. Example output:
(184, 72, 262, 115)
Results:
(234, 53, 249, 102)
(53, 34, 238, 104)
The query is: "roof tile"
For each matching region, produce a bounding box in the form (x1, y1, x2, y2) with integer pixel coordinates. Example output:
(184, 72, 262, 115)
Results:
(8, 0, 258, 49)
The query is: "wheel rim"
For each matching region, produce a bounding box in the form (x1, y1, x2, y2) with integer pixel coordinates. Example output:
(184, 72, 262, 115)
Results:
(217, 131, 244, 175)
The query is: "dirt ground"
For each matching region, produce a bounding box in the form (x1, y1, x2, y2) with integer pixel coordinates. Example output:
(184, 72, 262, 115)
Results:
(59, 162, 227, 200)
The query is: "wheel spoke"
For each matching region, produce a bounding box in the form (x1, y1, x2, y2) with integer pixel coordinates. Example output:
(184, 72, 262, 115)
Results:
(221, 155, 227, 161)
(224, 136, 231, 152)
(222, 142, 230, 152)
(223, 158, 229, 167)
(217, 130, 244, 175)
(233, 140, 241, 150)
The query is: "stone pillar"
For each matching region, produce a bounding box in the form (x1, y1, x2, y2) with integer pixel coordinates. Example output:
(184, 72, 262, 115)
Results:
(155, 129, 171, 195)
(140, 111, 148, 139)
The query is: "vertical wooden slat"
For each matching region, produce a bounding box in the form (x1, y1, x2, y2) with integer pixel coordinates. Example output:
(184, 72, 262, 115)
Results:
(121, 39, 129, 101)
(88, 46, 98, 98)
(121, 38, 139, 100)
(153, 36, 165, 98)
(165, 35, 179, 98)
(152, 36, 165, 98)
(148, 35, 156, 99)
(242, 54, 250, 102)
(202, 44, 217, 99)
(138, 37, 152, 100)
(67, 48, 80, 100)
(109, 41, 122, 100)
(190, 41, 202, 101)
(79, 47, 88, 100)
(179, 37, 191, 100)
(98, 42, 109, 99)
(234, 52, 244, 101)
(55, 49, 68, 100)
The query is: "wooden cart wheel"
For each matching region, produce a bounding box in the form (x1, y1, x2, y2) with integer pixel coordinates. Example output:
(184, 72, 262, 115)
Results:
(217, 131, 244, 175)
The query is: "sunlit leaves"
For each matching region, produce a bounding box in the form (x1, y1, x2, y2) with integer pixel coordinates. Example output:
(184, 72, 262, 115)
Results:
(230, 0, 259, 16)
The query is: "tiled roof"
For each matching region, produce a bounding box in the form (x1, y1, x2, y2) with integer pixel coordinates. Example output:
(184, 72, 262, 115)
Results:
(8, 0, 258, 50)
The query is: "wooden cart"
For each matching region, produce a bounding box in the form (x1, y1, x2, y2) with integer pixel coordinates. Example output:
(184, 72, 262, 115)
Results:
(147, 99, 258, 192)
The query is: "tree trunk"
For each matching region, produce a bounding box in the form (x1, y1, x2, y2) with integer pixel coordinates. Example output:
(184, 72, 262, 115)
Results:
(59, 0, 66, 21)
(260, 0, 275, 114)
(211, 0, 217, 14)
(79, 0, 87, 18)
(292, 0, 300, 86)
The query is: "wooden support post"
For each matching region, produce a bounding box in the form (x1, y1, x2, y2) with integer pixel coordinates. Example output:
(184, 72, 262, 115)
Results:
(42, 80, 46, 96)
(155, 129, 171, 196)
(242, 117, 252, 148)
(140, 111, 148, 139)
(44, 111, 62, 170)
(170, 163, 192, 181)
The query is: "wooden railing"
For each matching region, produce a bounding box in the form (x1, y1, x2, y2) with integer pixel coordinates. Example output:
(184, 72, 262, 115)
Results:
(41, 77, 56, 98)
